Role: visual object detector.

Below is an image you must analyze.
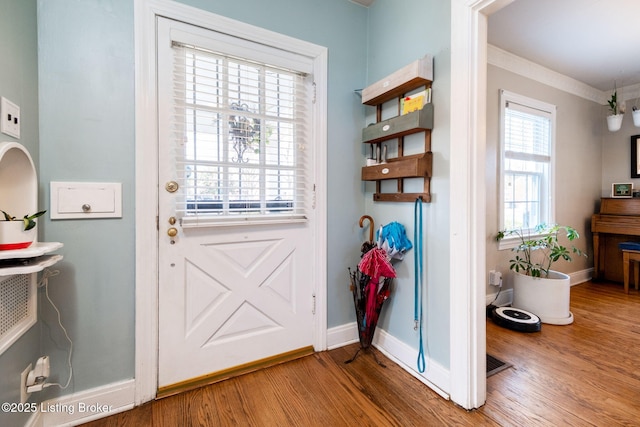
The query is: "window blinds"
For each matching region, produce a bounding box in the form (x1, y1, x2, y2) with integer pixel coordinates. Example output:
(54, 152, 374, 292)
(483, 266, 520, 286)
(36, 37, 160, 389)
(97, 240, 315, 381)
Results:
(170, 42, 311, 226)
(504, 101, 551, 163)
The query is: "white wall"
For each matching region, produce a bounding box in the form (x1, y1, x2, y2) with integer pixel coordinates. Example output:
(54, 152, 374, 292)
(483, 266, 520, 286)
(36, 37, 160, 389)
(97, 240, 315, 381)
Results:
(485, 64, 602, 294)
(601, 109, 640, 196)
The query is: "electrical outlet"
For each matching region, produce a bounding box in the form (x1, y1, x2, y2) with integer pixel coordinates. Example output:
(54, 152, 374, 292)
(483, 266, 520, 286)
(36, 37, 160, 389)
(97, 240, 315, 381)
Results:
(489, 270, 502, 287)
(1, 97, 20, 139)
(20, 363, 32, 404)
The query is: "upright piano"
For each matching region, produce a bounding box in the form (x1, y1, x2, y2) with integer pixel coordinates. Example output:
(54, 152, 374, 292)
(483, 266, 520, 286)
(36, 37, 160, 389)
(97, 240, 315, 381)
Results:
(592, 197, 640, 282)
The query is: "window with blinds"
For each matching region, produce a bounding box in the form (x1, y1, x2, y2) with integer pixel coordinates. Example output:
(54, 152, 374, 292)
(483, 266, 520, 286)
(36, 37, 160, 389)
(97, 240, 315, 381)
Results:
(170, 42, 311, 226)
(500, 90, 556, 232)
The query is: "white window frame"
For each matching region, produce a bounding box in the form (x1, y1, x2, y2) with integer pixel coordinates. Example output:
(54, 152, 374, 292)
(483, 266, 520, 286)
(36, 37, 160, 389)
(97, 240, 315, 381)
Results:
(498, 90, 556, 250)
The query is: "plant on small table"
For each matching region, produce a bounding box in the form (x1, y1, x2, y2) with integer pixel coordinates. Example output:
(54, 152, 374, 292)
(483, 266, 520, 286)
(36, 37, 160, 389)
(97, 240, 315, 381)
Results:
(496, 223, 587, 278)
(1, 210, 47, 231)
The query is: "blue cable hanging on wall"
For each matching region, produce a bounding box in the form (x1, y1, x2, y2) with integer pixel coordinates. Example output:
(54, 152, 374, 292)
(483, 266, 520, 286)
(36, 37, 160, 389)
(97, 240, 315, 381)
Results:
(414, 197, 426, 373)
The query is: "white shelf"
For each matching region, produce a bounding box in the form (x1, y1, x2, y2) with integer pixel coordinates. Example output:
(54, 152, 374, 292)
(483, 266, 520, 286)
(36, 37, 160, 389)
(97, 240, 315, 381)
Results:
(0, 242, 64, 277)
(0, 242, 63, 260)
(0, 254, 64, 277)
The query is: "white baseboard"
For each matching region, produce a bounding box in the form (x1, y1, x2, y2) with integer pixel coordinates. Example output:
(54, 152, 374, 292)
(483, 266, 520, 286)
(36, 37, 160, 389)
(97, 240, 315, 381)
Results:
(27, 379, 135, 427)
(326, 322, 359, 349)
(569, 268, 593, 286)
(327, 323, 450, 399)
(485, 288, 513, 307)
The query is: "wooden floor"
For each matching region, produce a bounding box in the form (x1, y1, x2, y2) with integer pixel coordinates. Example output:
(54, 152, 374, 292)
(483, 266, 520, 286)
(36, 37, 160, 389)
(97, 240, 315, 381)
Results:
(83, 280, 640, 426)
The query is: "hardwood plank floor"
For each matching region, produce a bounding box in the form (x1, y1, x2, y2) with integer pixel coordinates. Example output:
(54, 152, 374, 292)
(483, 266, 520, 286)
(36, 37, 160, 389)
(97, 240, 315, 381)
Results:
(83, 280, 640, 426)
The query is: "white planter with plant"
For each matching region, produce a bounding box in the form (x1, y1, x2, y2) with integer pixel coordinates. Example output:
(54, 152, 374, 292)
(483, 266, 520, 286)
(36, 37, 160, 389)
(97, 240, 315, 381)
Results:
(497, 224, 587, 325)
(633, 106, 640, 127)
(606, 90, 625, 132)
(512, 270, 572, 325)
(0, 210, 46, 250)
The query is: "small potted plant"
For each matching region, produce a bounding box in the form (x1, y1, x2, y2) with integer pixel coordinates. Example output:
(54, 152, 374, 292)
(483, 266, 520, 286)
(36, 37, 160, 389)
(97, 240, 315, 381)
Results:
(632, 100, 640, 127)
(496, 223, 587, 325)
(0, 210, 46, 250)
(607, 90, 625, 132)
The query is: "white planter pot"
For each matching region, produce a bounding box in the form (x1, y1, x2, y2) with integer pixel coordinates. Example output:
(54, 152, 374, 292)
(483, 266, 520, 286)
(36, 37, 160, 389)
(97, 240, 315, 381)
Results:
(512, 270, 573, 325)
(633, 110, 640, 127)
(607, 114, 623, 132)
(0, 221, 36, 251)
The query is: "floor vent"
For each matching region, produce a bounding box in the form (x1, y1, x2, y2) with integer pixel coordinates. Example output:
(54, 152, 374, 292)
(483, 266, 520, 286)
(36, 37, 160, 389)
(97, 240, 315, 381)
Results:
(487, 353, 512, 377)
(0, 274, 36, 355)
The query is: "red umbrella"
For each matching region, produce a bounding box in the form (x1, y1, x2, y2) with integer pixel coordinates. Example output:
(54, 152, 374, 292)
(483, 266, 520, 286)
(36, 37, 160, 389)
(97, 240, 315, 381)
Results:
(346, 216, 397, 366)
(358, 247, 396, 334)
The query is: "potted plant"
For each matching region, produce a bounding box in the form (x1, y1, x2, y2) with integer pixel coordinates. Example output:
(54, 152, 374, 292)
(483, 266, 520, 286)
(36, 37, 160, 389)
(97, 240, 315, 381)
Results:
(0, 210, 46, 250)
(633, 101, 640, 127)
(496, 223, 587, 325)
(607, 90, 625, 132)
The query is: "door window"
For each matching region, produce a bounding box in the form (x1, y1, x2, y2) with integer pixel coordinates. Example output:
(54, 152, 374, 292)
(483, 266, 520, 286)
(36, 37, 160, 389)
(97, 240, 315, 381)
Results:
(170, 42, 311, 226)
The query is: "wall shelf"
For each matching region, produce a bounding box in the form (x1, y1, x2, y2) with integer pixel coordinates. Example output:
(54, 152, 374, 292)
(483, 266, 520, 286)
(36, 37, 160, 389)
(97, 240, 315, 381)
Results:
(362, 104, 433, 144)
(362, 55, 433, 106)
(360, 55, 433, 203)
(0, 142, 63, 356)
(361, 152, 432, 181)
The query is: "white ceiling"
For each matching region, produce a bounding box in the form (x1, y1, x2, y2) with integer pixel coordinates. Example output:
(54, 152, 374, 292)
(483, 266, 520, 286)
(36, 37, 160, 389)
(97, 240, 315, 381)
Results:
(488, 0, 640, 93)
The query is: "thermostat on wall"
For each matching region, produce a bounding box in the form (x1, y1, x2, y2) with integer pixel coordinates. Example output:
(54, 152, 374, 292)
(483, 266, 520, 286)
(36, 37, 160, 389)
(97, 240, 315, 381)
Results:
(50, 182, 122, 219)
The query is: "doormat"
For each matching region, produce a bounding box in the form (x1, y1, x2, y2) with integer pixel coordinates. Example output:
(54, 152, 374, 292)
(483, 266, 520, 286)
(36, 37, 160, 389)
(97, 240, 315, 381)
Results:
(487, 354, 512, 377)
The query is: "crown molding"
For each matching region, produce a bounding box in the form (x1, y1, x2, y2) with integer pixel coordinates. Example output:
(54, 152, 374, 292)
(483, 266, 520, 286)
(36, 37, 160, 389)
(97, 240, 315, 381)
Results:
(488, 44, 608, 104)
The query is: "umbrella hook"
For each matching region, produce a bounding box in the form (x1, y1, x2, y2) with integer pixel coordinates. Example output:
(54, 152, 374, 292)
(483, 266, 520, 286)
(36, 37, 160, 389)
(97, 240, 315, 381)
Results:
(359, 215, 374, 242)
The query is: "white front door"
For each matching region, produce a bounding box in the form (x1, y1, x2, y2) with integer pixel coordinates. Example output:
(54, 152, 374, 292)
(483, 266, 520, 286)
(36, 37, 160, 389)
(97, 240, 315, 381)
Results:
(156, 17, 320, 390)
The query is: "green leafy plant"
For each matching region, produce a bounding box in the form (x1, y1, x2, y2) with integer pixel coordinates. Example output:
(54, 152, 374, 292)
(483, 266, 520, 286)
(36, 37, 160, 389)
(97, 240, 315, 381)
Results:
(496, 223, 587, 278)
(607, 90, 625, 115)
(1, 210, 46, 231)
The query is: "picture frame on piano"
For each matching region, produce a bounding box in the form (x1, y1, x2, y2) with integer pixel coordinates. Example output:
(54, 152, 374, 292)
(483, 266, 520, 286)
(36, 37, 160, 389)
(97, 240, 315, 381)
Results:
(612, 182, 633, 198)
(631, 134, 640, 178)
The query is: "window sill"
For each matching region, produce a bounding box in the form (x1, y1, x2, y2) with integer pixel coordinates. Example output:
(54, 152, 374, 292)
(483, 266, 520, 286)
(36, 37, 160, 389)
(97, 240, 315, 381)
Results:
(497, 231, 549, 251)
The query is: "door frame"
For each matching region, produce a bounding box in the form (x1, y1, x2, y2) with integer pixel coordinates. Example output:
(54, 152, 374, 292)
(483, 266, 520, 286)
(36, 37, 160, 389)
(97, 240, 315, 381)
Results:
(449, 0, 514, 409)
(133, 0, 328, 404)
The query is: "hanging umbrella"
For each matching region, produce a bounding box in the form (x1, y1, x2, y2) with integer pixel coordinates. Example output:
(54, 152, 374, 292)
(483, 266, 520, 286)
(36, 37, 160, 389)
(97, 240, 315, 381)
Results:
(376, 221, 413, 260)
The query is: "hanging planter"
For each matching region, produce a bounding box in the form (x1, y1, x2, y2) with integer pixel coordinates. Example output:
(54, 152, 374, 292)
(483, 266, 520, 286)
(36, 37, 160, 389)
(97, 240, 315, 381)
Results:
(606, 89, 625, 132)
(607, 114, 624, 132)
(633, 108, 640, 127)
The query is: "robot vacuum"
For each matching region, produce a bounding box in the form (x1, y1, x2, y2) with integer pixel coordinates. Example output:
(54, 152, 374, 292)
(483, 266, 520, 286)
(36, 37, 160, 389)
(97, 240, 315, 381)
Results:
(491, 306, 541, 332)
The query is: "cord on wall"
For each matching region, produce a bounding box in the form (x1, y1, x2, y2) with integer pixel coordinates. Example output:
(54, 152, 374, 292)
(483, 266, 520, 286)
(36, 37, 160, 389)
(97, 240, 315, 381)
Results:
(38, 269, 73, 390)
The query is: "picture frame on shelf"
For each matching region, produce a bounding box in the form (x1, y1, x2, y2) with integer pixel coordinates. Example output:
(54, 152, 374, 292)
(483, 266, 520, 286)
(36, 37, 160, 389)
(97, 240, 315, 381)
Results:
(631, 135, 640, 178)
(612, 182, 633, 198)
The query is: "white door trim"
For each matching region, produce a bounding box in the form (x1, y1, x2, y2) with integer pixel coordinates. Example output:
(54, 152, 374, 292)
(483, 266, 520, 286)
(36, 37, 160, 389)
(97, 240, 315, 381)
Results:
(449, 0, 514, 410)
(133, 0, 328, 405)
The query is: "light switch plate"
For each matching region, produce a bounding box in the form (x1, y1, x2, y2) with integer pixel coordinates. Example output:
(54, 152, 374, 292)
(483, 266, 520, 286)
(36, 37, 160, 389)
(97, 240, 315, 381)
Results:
(1, 97, 20, 139)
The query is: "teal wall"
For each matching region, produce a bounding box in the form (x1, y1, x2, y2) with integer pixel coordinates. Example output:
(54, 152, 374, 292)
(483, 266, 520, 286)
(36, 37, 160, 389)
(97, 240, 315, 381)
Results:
(0, 0, 452, 411)
(37, 0, 136, 400)
(0, 1, 40, 426)
(35, 0, 369, 400)
(365, 0, 452, 368)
